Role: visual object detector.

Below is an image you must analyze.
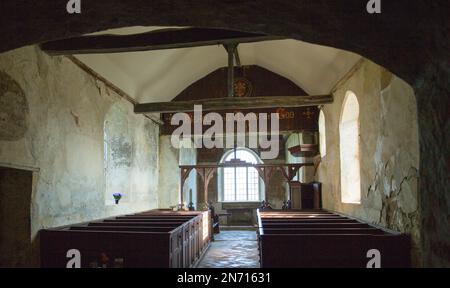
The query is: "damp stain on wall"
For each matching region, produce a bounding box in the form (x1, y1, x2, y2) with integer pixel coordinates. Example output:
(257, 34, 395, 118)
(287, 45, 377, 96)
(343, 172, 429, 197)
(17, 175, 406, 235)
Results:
(0, 70, 29, 141)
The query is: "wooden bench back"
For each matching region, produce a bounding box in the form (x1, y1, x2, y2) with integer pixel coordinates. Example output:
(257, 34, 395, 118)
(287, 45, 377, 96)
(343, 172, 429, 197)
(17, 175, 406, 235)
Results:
(261, 227, 386, 235)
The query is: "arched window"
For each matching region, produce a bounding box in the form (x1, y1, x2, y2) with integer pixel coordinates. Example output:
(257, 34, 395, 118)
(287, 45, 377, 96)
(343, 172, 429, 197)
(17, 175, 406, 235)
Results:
(221, 148, 261, 202)
(340, 91, 361, 204)
(318, 110, 327, 157)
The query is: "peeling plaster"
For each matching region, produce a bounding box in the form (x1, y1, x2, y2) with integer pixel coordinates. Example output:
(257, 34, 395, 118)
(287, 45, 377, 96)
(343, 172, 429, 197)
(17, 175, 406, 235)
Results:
(317, 59, 421, 266)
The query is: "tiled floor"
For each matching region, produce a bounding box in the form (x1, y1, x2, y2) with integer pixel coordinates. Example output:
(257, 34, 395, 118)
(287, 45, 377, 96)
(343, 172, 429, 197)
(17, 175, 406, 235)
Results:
(196, 230, 260, 268)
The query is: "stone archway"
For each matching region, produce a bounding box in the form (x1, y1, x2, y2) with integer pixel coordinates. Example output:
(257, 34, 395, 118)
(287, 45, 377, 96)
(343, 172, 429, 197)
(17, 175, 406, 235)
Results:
(0, 1, 448, 267)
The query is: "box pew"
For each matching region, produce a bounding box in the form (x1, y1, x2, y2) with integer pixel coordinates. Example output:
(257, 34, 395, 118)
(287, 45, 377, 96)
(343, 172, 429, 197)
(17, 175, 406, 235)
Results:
(121, 211, 212, 247)
(114, 216, 194, 221)
(41, 228, 183, 268)
(72, 225, 180, 232)
(106, 219, 192, 224)
(69, 224, 186, 268)
(89, 220, 202, 266)
(108, 210, 208, 260)
(259, 212, 336, 217)
(260, 212, 336, 215)
(261, 223, 370, 229)
(260, 218, 358, 224)
(136, 211, 203, 216)
(257, 210, 410, 268)
(260, 215, 345, 219)
(261, 228, 386, 235)
(127, 211, 209, 263)
(101, 219, 189, 224)
(90, 221, 183, 227)
(40, 210, 211, 268)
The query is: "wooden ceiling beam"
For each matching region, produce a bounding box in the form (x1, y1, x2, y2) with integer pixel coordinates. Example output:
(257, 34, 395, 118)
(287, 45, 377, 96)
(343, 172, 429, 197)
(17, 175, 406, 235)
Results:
(40, 27, 284, 55)
(134, 95, 333, 114)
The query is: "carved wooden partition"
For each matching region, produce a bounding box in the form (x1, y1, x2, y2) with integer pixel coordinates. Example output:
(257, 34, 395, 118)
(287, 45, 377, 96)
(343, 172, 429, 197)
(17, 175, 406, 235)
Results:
(179, 162, 313, 208)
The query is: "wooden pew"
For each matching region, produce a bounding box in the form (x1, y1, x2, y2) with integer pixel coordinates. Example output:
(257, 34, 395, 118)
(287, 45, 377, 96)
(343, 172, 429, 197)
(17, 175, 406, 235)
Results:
(261, 228, 386, 235)
(128, 210, 209, 265)
(260, 218, 358, 224)
(40, 209, 211, 268)
(103, 220, 190, 225)
(261, 223, 370, 229)
(67, 224, 187, 268)
(72, 226, 180, 232)
(88, 220, 202, 267)
(41, 229, 183, 268)
(88, 222, 185, 228)
(130, 210, 209, 263)
(257, 210, 410, 268)
(107, 209, 209, 259)
(114, 216, 194, 221)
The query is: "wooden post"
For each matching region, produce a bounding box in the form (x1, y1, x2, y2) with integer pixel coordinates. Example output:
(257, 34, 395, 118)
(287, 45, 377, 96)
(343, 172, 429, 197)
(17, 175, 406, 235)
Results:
(180, 170, 183, 207)
(180, 167, 194, 209)
(197, 167, 216, 210)
(255, 166, 276, 202)
(224, 43, 237, 98)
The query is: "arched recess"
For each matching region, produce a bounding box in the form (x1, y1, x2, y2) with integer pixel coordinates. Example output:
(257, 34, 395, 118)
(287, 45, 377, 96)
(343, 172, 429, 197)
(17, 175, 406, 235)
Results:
(0, 1, 447, 267)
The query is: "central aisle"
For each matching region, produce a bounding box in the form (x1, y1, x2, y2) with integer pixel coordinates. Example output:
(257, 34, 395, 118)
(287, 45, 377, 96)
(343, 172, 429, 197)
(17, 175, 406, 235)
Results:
(196, 230, 260, 268)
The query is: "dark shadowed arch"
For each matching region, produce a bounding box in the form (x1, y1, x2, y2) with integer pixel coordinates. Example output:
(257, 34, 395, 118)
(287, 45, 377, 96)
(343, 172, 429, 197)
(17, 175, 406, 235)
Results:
(0, 0, 448, 267)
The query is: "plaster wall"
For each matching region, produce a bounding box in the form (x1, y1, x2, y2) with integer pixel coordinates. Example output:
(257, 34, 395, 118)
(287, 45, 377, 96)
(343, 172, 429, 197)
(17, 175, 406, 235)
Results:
(0, 46, 160, 265)
(316, 59, 421, 265)
(158, 135, 197, 209)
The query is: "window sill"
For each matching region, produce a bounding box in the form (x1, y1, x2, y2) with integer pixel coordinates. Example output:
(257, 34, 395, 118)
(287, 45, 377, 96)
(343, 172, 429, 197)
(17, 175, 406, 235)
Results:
(221, 202, 261, 209)
(341, 201, 361, 205)
(220, 201, 261, 203)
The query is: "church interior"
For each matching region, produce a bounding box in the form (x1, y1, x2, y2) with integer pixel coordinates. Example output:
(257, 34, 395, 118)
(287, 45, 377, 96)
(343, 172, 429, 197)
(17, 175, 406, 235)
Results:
(0, 2, 448, 269)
